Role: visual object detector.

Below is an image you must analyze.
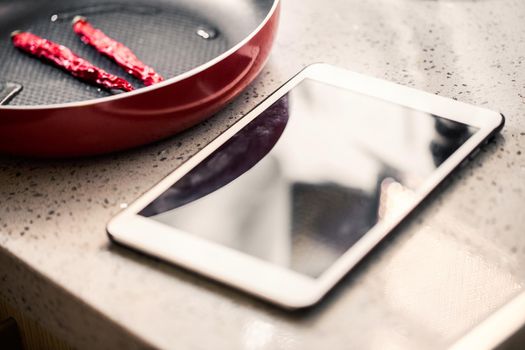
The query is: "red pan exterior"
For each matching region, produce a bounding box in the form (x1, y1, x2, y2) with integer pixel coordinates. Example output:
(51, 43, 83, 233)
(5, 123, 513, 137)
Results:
(0, 2, 280, 157)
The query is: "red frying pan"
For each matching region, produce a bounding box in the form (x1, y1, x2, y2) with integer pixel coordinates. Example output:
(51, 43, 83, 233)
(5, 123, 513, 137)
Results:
(0, 0, 280, 157)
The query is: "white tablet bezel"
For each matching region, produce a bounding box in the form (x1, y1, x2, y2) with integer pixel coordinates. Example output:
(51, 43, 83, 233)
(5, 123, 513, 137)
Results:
(107, 63, 504, 309)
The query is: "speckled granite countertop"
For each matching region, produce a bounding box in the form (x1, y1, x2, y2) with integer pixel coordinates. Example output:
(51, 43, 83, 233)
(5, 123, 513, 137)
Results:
(1, 0, 525, 349)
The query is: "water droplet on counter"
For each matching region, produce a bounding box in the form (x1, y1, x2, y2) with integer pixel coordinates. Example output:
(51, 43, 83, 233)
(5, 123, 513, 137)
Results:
(196, 26, 218, 40)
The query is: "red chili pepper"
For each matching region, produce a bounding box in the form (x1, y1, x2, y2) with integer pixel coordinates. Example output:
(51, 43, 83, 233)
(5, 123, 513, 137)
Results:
(11, 31, 134, 93)
(72, 16, 164, 86)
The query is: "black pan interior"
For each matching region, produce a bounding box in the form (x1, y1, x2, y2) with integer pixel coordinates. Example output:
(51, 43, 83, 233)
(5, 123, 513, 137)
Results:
(0, 0, 274, 106)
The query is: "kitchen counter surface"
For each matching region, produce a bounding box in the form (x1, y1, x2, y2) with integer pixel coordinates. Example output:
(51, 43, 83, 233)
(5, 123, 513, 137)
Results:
(1, 0, 525, 349)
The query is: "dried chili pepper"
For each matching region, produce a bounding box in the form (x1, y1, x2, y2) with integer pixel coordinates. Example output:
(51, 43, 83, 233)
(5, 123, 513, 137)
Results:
(11, 31, 134, 92)
(72, 16, 164, 86)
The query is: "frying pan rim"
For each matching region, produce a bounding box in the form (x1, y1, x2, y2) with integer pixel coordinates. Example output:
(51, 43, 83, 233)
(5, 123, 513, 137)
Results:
(0, 0, 279, 110)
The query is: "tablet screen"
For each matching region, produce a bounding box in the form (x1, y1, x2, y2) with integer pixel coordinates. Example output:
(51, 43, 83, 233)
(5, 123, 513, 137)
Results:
(139, 79, 478, 278)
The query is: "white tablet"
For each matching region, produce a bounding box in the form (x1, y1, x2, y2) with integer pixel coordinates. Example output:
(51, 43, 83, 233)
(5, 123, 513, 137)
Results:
(107, 63, 504, 309)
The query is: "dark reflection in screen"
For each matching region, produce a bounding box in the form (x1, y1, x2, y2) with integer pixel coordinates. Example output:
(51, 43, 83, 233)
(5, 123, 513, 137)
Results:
(140, 79, 477, 278)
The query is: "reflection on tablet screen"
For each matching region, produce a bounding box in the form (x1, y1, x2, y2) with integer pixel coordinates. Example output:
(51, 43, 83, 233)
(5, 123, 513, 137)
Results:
(140, 79, 478, 278)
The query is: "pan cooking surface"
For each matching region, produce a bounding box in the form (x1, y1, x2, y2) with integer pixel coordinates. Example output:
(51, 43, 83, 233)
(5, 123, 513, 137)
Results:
(0, 0, 235, 106)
